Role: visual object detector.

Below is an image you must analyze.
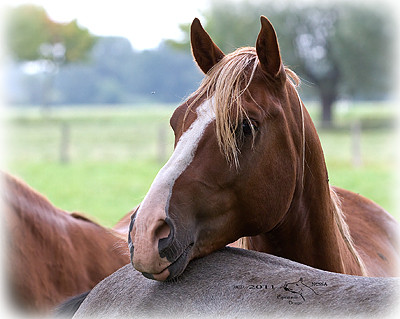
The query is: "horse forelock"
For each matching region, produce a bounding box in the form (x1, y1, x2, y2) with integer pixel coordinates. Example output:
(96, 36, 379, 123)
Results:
(184, 47, 300, 168)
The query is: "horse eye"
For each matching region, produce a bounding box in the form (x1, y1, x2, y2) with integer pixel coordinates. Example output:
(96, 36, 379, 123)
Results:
(242, 120, 257, 136)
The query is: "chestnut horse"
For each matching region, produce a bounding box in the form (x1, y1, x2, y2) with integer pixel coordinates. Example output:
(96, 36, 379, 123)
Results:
(128, 17, 400, 281)
(2, 172, 130, 313)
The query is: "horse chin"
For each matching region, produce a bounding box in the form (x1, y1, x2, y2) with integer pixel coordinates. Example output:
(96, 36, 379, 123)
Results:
(141, 243, 194, 282)
(142, 268, 170, 281)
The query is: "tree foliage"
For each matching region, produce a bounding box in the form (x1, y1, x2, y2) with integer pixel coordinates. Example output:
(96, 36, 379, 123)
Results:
(7, 37, 203, 105)
(54, 38, 203, 104)
(5, 5, 96, 63)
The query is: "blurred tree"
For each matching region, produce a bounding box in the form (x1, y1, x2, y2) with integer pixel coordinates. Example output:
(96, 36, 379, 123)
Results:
(169, 0, 394, 126)
(5, 5, 96, 108)
(51, 37, 203, 104)
(5, 5, 95, 63)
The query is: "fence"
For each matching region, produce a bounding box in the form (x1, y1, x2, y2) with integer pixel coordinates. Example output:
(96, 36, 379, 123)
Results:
(6, 107, 175, 165)
(7, 118, 386, 170)
(55, 122, 171, 165)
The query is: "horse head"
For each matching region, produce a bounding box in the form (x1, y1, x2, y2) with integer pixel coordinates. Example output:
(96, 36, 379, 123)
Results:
(129, 16, 307, 281)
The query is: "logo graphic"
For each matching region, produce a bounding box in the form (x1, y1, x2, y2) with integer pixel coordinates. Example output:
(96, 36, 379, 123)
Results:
(234, 277, 327, 306)
(282, 277, 319, 301)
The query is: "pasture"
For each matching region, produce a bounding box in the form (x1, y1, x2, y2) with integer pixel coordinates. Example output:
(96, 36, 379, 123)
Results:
(4, 102, 398, 227)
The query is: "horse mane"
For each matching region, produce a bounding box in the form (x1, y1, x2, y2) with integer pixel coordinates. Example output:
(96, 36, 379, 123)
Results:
(330, 187, 368, 276)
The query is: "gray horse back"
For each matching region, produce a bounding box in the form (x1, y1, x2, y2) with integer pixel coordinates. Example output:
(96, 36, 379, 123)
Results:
(74, 247, 399, 318)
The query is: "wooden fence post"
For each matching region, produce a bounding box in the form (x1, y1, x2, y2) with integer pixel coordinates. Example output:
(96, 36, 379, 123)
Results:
(351, 120, 362, 167)
(60, 122, 70, 164)
(157, 124, 167, 165)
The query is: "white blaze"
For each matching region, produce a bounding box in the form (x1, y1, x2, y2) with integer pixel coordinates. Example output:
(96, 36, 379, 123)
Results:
(135, 98, 215, 222)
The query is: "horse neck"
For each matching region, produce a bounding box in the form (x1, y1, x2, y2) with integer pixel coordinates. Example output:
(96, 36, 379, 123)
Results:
(247, 112, 365, 276)
(4, 173, 128, 265)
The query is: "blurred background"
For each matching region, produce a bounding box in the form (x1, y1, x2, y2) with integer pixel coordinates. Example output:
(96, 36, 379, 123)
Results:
(2, 0, 399, 226)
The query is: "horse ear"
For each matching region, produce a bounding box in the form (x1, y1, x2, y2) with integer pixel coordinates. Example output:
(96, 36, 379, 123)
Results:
(256, 16, 283, 78)
(190, 18, 225, 74)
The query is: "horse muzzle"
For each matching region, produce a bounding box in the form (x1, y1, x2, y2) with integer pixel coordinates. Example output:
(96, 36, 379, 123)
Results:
(128, 212, 193, 281)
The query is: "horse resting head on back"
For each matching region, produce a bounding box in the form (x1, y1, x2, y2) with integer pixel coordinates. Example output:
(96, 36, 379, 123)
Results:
(129, 16, 400, 281)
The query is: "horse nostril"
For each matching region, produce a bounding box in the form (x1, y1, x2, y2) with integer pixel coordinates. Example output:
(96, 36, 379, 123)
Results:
(158, 218, 175, 259)
(155, 219, 171, 240)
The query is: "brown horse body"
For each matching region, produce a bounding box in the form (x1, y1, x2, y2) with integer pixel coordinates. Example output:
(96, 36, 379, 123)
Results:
(2, 172, 130, 313)
(128, 17, 400, 281)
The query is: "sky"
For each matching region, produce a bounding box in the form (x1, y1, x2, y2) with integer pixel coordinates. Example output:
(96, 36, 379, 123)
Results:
(3, 0, 399, 51)
(2, 0, 210, 50)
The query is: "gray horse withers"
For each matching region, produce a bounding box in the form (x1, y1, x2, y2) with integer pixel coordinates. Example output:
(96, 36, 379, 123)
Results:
(73, 247, 399, 318)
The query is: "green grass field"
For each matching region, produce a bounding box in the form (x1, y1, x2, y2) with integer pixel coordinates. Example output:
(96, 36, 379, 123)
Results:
(4, 102, 399, 226)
